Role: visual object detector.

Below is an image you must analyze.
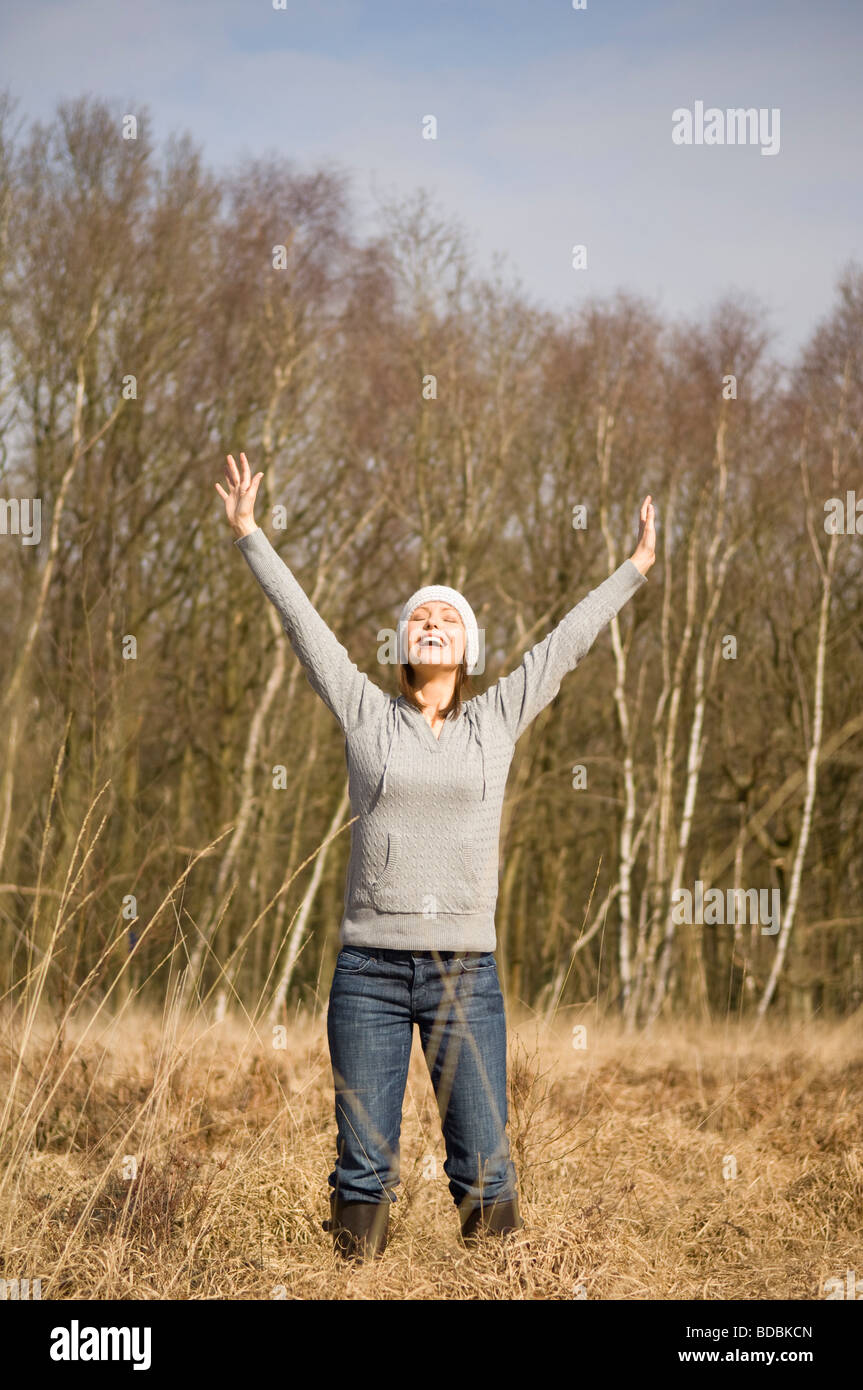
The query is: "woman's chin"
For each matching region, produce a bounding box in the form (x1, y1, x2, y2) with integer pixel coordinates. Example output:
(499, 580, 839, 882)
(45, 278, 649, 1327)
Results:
(410, 658, 458, 675)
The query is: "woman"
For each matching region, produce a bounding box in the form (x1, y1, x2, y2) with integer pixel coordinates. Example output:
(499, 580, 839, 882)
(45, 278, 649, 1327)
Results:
(216, 452, 655, 1262)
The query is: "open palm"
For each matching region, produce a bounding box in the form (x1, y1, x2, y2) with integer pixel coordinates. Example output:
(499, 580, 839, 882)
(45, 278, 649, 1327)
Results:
(215, 452, 263, 537)
(631, 494, 656, 574)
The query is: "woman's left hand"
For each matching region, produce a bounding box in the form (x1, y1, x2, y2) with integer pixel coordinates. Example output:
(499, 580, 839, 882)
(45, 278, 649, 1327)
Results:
(630, 495, 656, 575)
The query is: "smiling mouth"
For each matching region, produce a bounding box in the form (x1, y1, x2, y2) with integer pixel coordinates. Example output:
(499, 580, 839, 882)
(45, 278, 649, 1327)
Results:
(419, 635, 446, 647)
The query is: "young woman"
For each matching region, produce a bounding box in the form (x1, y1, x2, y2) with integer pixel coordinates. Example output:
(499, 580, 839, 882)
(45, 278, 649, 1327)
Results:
(216, 452, 655, 1262)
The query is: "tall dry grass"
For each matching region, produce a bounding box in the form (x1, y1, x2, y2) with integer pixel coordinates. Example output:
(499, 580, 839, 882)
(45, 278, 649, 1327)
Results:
(2, 780, 861, 1300)
(2, 994, 861, 1299)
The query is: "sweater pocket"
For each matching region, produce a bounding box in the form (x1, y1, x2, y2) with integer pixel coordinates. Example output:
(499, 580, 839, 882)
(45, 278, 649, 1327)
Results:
(369, 829, 494, 915)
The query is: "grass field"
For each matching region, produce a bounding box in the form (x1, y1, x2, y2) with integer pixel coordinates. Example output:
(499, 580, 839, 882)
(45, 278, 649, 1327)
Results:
(2, 994, 861, 1301)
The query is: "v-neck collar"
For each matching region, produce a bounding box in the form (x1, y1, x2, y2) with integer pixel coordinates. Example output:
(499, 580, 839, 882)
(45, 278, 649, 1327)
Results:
(398, 696, 455, 750)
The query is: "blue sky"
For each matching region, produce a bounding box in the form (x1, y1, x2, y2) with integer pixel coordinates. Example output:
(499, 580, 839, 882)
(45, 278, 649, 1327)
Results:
(1, 0, 860, 359)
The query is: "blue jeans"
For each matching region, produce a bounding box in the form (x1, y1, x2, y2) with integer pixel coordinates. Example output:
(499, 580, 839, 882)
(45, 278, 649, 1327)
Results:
(325, 947, 519, 1215)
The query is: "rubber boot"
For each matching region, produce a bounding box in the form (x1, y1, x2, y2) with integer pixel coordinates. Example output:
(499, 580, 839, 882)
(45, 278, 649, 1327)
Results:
(459, 1193, 524, 1246)
(322, 1191, 390, 1262)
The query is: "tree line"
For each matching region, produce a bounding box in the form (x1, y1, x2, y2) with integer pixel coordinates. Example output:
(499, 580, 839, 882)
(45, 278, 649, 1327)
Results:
(0, 92, 861, 1026)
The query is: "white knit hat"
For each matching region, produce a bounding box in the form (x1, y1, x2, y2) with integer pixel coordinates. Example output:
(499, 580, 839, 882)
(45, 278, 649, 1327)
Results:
(397, 584, 480, 673)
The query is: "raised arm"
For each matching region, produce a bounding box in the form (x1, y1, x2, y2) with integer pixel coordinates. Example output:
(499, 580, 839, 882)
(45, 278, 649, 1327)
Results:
(474, 495, 655, 743)
(216, 453, 389, 733)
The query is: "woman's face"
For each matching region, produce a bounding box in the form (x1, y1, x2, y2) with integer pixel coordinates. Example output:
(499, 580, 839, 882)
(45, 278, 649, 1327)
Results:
(406, 600, 466, 669)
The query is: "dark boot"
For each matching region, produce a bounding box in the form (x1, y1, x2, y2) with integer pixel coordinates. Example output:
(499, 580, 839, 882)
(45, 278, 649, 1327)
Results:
(322, 1192, 390, 1262)
(459, 1193, 524, 1246)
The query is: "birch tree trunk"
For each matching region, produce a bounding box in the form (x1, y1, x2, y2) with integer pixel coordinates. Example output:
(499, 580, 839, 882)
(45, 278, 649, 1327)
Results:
(756, 422, 841, 1021)
(596, 403, 642, 1010)
(0, 300, 123, 876)
(268, 781, 350, 1024)
(649, 415, 739, 1022)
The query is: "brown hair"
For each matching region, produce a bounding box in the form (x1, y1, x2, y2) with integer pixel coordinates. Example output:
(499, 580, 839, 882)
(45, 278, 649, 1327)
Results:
(397, 658, 475, 721)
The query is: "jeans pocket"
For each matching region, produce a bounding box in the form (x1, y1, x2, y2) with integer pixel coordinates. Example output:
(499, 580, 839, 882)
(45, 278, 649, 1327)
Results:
(457, 951, 497, 973)
(335, 948, 374, 974)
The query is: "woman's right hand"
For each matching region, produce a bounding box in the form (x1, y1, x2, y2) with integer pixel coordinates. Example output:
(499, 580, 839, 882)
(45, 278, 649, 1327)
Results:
(215, 452, 263, 538)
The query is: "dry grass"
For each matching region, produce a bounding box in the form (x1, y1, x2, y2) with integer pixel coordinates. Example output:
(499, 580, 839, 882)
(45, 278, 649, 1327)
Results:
(2, 993, 861, 1300)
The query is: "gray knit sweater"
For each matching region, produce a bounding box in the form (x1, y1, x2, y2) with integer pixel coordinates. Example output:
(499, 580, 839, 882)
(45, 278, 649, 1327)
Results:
(235, 527, 647, 951)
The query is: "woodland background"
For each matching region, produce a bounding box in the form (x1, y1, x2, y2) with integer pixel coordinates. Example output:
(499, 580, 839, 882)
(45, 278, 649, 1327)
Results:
(1, 92, 861, 1030)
